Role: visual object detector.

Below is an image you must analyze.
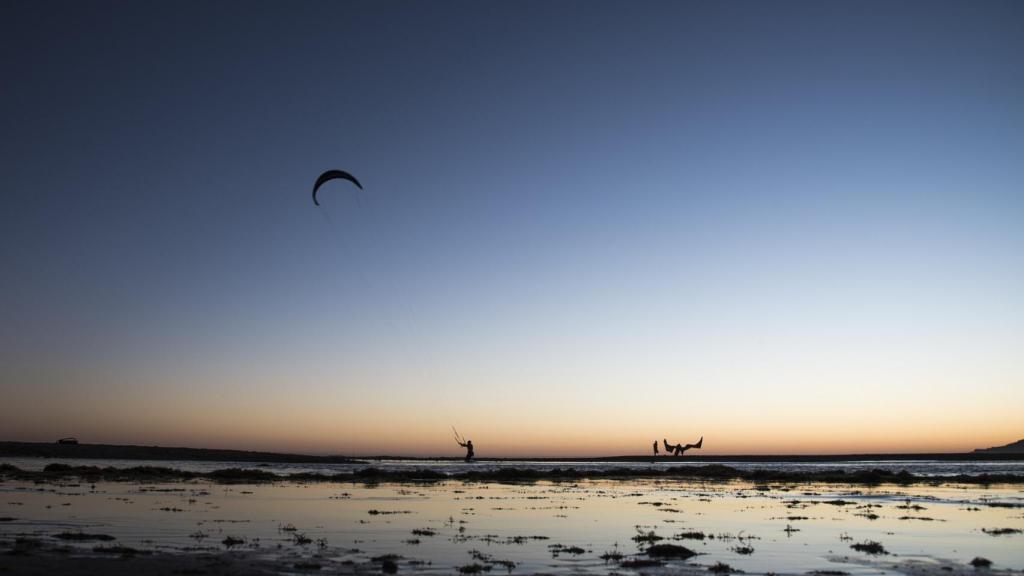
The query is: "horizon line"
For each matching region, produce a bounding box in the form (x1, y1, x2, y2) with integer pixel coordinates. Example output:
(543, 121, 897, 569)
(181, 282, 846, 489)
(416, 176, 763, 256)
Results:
(4, 439, 1017, 460)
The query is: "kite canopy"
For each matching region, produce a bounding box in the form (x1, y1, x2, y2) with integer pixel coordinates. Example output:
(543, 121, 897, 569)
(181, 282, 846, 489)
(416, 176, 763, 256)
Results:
(312, 170, 363, 206)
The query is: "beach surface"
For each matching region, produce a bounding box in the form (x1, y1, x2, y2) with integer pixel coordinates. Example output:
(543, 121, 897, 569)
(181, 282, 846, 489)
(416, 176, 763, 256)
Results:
(2, 459, 1023, 575)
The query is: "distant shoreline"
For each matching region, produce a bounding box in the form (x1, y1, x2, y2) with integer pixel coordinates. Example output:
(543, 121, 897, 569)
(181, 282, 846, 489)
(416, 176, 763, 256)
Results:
(2, 441, 1023, 463)
(3, 461, 1023, 486)
(0, 441, 361, 464)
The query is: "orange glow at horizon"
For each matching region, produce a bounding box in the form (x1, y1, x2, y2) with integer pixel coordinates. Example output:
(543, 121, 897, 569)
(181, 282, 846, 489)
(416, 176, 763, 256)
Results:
(4, 333, 1020, 458)
(3, 386, 1019, 458)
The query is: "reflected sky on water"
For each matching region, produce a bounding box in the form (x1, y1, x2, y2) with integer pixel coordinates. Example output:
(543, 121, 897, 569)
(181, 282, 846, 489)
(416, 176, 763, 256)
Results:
(2, 473, 1022, 574)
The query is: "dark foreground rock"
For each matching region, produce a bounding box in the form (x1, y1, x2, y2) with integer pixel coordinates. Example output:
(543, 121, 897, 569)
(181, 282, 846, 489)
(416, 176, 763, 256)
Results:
(0, 540, 377, 576)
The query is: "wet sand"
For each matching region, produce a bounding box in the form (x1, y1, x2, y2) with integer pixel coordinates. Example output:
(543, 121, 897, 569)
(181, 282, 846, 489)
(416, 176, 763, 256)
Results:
(2, 465, 1022, 575)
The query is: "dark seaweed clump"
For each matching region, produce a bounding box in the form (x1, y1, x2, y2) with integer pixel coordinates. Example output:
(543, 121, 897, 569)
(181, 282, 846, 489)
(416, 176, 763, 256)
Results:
(632, 530, 663, 544)
(52, 532, 115, 542)
(0, 462, 1021, 486)
(548, 544, 585, 557)
(620, 558, 664, 568)
(646, 543, 697, 559)
(970, 557, 992, 568)
(7, 536, 44, 556)
(850, 541, 888, 555)
(981, 527, 1022, 536)
(91, 545, 147, 556)
(30, 464, 277, 484)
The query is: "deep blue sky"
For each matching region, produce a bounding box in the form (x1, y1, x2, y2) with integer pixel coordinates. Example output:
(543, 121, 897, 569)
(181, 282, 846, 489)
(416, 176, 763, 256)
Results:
(1, 1, 1022, 455)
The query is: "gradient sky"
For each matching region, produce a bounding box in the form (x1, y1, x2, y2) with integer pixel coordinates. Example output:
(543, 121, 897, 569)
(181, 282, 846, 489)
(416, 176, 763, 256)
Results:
(2, 1, 1022, 457)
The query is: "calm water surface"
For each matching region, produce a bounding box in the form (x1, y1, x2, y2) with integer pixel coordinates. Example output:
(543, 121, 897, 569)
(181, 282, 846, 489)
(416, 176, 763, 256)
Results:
(1, 467, 1022, 574)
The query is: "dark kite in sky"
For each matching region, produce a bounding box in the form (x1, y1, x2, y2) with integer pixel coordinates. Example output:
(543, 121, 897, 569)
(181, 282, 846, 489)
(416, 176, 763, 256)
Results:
(312, 170, 363, 206)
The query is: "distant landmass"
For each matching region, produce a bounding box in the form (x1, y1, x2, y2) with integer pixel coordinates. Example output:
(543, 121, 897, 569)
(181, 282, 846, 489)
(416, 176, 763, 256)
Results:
(2, 441, 1024, 463)
(0, 441, 361, 464)
(975, 439, 1024, 454)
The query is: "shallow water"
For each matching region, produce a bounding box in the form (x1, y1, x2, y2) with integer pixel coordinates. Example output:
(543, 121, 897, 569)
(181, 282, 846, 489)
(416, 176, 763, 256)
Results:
(1, 474, 1022, 574)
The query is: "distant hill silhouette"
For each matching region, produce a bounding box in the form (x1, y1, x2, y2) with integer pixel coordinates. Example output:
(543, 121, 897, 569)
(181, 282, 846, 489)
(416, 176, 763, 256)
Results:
(3, 441, 1024, 463)
(0, 441, 360, 464)
(975, 439, 1024, 454)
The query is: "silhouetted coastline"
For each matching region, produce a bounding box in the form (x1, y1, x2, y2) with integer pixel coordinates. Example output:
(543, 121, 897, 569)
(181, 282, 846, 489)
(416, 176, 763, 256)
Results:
(0, 442, 361, 464)
(3, 441, 1023, 464)
(974, 438, 1024, 454)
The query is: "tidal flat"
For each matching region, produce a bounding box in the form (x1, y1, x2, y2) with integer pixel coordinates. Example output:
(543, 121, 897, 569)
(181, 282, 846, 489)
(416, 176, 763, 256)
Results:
(1, 469, 1022, 575)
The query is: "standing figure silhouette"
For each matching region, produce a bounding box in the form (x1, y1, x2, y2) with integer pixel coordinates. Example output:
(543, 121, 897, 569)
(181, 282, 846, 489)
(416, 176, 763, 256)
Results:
(452, 427, 474, 461)
(459, 439, 474, 461)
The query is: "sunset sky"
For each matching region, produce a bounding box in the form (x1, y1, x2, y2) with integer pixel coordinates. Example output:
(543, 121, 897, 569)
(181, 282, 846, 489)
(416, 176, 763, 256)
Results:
(1, 1, 1022, 457)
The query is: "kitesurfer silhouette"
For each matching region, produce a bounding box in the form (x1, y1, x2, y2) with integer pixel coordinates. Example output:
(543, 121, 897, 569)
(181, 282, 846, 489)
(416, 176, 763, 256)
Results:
(459, 439, 474, 461)
(664, 436, 703, 456)
(452, 426, 474, 461)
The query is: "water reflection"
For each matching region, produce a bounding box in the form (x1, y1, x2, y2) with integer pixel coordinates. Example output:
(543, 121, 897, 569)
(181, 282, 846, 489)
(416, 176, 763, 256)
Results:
(1, 477, 1021, 574)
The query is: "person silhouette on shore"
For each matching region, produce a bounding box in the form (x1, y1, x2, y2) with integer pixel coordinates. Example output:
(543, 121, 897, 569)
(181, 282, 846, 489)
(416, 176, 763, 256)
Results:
(452, 427, 474, 461)
(653, 441, 659, 456)
(458, 439, 474, 461)
(664, 436, 703, 456)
